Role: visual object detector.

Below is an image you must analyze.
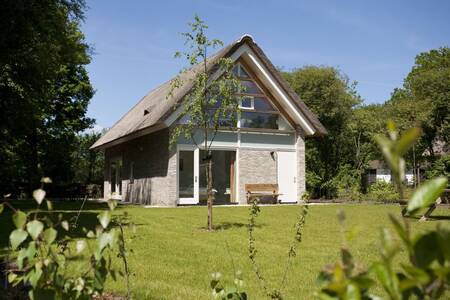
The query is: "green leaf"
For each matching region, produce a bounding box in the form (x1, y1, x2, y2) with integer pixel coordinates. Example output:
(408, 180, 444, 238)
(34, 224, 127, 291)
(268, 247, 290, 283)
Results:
(107, 199, 117, 211)
(42, 228, 57, 244)
(395, 127, 421, 156)
(413, 232, 441, 268)
(407, 177, 448, 213)
(388, 215, 412, 252)
(401, 265, 430, 285)
(76, 240, 86, 253)
(97, 211, 111, 229)
(8, 272, 18, 283)
(41, 177, 52, 184)
(32, 189, 46, 205)
(98, 232, 113, 251)
(345, 283, 361, 300)
(61, 220, 69, 231)
(13, 210, 27, 229)
(26, 220, 44, 240)
(371, 263, 392, 293)
(0, 203, 4, 214)
(46, 200, 53, 211)
(29, 267, 43, 288)
(10, 229, 28, 249)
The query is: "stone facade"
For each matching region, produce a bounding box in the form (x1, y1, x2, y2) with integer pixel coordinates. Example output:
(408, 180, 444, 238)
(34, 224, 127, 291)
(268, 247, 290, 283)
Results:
(296, 127, 306, 201)
(103, 129, 177, 206)
(103, 127, 306, 206)
(237, 149, 278, 204)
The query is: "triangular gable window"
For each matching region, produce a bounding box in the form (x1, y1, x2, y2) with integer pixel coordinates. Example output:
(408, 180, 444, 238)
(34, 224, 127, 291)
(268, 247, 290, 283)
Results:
(235, 63, 291, 130)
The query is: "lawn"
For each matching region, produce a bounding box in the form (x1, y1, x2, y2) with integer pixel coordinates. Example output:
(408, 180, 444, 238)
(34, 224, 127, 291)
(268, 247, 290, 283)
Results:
(1, 202, 449, 299)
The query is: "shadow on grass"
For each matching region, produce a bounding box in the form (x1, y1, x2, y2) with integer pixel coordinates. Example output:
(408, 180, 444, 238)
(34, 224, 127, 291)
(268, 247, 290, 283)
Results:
(0, 200, 130, 251)
(404, 214, 450, 221)
(197, 222, 265, 231)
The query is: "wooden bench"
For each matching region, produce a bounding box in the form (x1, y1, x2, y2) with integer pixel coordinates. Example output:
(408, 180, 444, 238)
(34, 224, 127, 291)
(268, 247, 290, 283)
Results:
(245, 184, 281, 204)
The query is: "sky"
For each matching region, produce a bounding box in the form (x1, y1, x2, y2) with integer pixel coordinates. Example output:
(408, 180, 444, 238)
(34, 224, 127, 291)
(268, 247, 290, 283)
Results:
(82, 0, 450, 130)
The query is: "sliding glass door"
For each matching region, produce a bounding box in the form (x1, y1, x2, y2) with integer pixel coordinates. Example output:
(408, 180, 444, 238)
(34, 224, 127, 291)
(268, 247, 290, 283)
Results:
(178, 149, 199, 204)
(178, 148, 236, 205)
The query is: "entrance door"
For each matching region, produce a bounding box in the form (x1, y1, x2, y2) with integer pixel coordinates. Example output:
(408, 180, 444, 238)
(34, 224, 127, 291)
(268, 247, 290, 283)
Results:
(178, 149, 199, 204)
(110, 159, 122, 199)
(277, 151, 297, 203)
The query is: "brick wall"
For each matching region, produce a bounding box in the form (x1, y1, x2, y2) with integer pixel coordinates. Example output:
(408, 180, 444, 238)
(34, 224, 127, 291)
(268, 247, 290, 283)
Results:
(296, 127, 306, 201)
(103, 129, 177, 206)
(238, 149, 277, 204)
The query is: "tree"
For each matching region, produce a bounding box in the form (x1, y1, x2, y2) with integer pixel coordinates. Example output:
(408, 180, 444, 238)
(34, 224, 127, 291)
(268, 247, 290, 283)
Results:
(403, 47, 450, 155)
(0, 0, 94, 195)
(283, 66, 361, 198)
(169, 16, 241, 230)
(72, 131, 105, 185)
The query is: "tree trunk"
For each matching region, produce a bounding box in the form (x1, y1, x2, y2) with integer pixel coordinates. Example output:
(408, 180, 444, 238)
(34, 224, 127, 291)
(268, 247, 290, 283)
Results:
(206, 154, 214, 230)
(28, 126, 40, 193)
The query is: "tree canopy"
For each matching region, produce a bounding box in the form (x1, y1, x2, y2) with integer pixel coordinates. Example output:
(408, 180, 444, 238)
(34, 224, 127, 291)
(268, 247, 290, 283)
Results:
(0, 0, 95, 195)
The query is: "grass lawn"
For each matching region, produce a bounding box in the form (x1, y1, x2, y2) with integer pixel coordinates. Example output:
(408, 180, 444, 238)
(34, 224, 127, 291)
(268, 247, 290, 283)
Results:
(1, 202, 449, 299)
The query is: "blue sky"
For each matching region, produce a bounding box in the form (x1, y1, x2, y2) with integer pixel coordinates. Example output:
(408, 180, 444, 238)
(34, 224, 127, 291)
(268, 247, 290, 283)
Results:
(82, 0, 450, 130)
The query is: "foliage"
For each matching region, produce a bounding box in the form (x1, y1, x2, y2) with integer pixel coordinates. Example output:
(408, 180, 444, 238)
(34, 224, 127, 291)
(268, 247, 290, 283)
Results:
(1, 179, 132, 299)
(210, 271, 247, 300)
(316, 123, 450, 299)
(316, 210, 376, 299)
(332, 165, 363, 201)
(404, 47, 450, 148)
(365, 180, 399, 202)
(168, 15, 241, 230)
(0, 0, 94, 195)
(374, 122, 421, 199)
(245, 198, 309, 299)
(72, 131, 105, 185)
(425, 154, 450, 179)
(283, 66, 362, 198)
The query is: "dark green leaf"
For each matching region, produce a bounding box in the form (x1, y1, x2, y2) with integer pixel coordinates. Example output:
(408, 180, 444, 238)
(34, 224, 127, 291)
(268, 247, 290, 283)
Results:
(413, 232, 442, 268)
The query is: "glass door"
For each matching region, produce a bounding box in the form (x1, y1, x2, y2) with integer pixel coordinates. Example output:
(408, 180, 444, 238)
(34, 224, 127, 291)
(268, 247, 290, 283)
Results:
(178, 149, 199, 204)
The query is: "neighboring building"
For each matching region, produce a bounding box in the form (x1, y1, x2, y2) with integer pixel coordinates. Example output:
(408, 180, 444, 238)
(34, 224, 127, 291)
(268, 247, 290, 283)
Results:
(366, 160, 415, 186)
(91, 35, 326, 206)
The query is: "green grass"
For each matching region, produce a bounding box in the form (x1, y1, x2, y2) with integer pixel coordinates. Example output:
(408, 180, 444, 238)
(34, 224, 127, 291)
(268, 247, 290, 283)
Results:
(1, 202, 449, 299)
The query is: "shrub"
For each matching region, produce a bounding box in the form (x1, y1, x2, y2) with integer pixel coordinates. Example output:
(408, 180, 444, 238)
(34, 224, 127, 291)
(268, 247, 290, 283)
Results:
(425, 154, 450, 179)
(365, 180, 399, 202)
(332, 165, 363, 201)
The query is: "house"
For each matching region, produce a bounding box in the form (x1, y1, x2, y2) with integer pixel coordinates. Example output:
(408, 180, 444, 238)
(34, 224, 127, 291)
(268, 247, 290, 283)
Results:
(366, 160, 415, 186)
(91, 35, 326, 206)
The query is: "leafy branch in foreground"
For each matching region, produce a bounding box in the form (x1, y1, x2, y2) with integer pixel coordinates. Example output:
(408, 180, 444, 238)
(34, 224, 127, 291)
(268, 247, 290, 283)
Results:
(210, 198, 309, 299)
(1, 178, 134, 300)
(317, 123, 449, 299)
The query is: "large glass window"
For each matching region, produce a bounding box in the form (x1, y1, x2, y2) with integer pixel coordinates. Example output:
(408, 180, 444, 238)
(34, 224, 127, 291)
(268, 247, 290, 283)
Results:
(233, 63, 282, 130)
(241, 112, 278, 129)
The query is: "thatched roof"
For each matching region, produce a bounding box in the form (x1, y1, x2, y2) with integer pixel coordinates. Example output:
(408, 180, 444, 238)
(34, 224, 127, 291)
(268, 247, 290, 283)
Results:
(91, 35, 326, 150)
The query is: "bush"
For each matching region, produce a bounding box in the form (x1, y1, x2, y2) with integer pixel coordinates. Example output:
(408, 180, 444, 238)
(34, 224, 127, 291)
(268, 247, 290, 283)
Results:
(365, 180, 399, 202)
(425, 154, 450, 179)
(332, 165, 362, 201)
